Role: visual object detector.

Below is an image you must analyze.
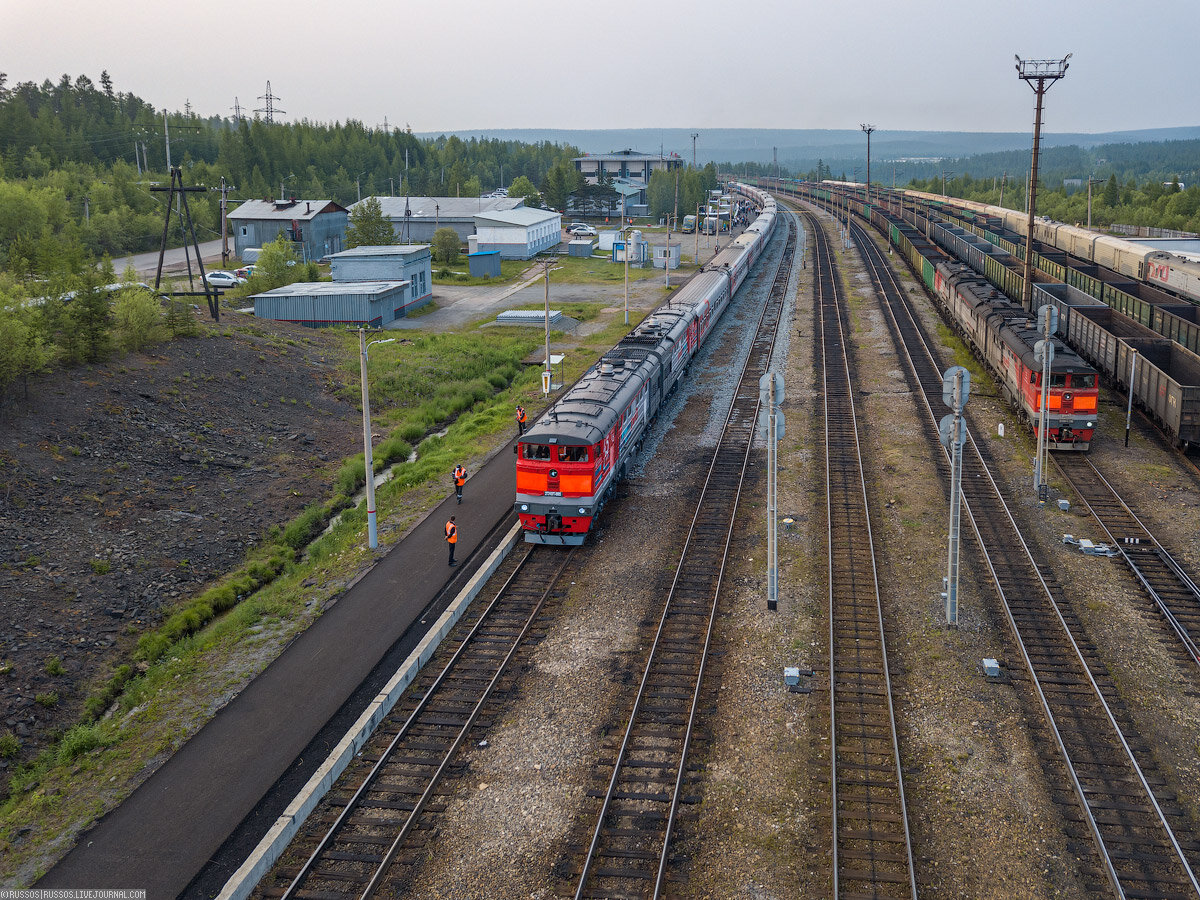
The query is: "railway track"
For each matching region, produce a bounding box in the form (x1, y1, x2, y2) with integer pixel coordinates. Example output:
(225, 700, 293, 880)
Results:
(842, 207, 1200, 899)
(569, 216, 797, 899)
(804, 209, 918, 899)
(261, 545, 574, 900)
(1052, 450, 1200, 668)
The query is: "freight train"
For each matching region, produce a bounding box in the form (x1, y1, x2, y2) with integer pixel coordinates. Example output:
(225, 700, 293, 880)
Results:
(514, 183, 779, 545)
(898, 188, 1200, 307)
(933, 262, 1099, 448)
(792, 182, 1099, 449)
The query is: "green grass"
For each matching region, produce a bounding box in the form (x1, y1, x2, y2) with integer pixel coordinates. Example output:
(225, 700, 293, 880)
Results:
(544, 255, 673, 285)
(431, 259, 531, 286)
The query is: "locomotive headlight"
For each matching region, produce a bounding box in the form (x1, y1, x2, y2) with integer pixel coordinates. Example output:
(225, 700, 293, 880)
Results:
(579, 507, 587, 515)
(1087, 421, 1093, 427)
(520, 504, 529, 512)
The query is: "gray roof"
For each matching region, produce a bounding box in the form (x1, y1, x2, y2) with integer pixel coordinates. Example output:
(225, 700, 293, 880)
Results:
(253, 280, 409, 298)
(354, 196, 524, 220)
(574, 150, 682, 163)
(229, 199, 346, 221)
(326, 244, 430, 259)
(474, 208, 561, 227)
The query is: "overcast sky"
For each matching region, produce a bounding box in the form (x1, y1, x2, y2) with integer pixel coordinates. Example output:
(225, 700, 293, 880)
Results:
(6, 0, 1196, 139)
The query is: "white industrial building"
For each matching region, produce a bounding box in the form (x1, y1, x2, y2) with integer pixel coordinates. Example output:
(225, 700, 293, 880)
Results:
(472, 208, 563, 259)
(355, 196, 525, 244)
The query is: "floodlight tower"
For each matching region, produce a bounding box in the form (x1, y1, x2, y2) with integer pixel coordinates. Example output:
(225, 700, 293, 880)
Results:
(860, 124, 875, 205)
(1015, 54, 1070, 311)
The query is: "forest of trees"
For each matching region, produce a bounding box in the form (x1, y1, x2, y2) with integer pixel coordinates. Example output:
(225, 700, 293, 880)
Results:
(0, 71, 584, 279)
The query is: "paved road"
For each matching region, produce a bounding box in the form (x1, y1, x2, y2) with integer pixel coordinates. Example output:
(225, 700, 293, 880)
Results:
(114, 239, 226, 278)
(40, 442, 520, 898)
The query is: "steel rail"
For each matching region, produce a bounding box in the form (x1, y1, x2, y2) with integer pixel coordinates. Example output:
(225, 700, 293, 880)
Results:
(845, 209, 1200, 899)
(281, 545, 573, 900)
(1052, 450, 1200, 666)
(574, 216, 796, 899)
(804, 209, 917, 900)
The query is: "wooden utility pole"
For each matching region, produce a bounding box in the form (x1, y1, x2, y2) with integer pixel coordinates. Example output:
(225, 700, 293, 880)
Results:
(152, 167, 219, 321)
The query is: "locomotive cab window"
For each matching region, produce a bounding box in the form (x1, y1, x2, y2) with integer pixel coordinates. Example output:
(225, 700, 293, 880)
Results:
(522, 444, 553, 461)
(1073, 374, 1096, 388)
(560, 446, 589, 462)
(1050, 374, 1066, 387)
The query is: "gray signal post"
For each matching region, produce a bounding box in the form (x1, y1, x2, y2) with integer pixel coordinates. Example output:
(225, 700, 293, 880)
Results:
(759, 372, 785, 611)
(940, 366, 970, 626)
(1033, 304, 1057, 499)
(1125, 348, 1138, 447)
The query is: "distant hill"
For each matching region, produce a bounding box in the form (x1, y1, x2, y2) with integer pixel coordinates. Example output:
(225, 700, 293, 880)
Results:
(414, 126, 1200, 169)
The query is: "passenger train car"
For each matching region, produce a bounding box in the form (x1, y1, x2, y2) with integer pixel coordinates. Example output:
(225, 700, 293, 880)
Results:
(515, 183, 778, 544)
(933, 262, 1099, 449)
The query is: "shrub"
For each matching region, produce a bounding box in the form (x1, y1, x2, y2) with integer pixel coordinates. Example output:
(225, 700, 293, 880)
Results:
(89, 558, 111, 575)
(335, 456, 365, 496)
(35, 691, 58, 707)
(44, 656, 66, 676)
(281, 502, 331, 551)
(375, 437, 412, 468)
(399, 423, 425, 443)
(57, 723, 106, 764)
(83, 664, 133, 722)
(0, 731, 19, 758)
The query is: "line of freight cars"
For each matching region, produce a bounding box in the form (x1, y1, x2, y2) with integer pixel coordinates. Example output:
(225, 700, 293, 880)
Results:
(898, 189, 1200, 359)
(764, 176, 1200, 363)
(791, 181, 1200, 449)
(802, 187, 1099, 449)
(898, 186, 1200, 309)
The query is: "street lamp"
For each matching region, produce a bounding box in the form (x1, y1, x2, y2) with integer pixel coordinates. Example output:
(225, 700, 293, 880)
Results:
(622, 225, 637, 326)
(359, 328, 395, 548)
(356, 171, 368, 203)
(541, 256, 561, 393)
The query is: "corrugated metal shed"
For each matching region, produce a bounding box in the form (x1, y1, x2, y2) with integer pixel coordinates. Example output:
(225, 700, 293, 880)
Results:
(468, 250, 502, 278)
(252, 280, 411, 328)
(568, 239, 595, 257)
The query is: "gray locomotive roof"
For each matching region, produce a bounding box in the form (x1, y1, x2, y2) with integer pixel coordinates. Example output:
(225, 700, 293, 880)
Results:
(524, 354, 656, 445)
(952, 272, 1093, 373)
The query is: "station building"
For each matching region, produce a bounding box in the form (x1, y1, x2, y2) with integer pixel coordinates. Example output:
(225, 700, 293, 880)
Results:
(573, 149, 683, 185)
(471, 208, 563, 259)
(228, 199, 349, 262)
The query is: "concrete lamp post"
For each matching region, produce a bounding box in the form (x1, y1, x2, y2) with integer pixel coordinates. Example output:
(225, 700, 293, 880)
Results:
(359, 328, 395, 548)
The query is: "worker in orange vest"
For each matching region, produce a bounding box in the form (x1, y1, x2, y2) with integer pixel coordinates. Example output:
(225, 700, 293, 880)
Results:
(445, 516, 458, 566)
(453, 464, 466, 504)
(516, 404, 527, 435)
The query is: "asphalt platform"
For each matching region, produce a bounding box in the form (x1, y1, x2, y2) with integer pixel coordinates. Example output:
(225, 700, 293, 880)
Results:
(40, 439, 520, 897)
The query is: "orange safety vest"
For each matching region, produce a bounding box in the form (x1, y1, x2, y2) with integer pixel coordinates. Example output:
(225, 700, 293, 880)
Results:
(516, 407, 526, 424)
(454, 466, 466, 487)
(445, 521, 457, 543)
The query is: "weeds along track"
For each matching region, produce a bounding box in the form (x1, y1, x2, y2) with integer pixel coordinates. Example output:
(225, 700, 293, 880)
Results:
(1051, 450, 1200, 669)
(566, 216, 796, 899)
(844, 207, 1200, 898)
(802, 209, 919, 899)
(259, 545, 574, 900)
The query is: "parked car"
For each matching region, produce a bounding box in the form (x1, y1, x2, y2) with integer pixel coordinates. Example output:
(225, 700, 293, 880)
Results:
(205, 271, 246, 288)
(566, 223, 598, 236)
